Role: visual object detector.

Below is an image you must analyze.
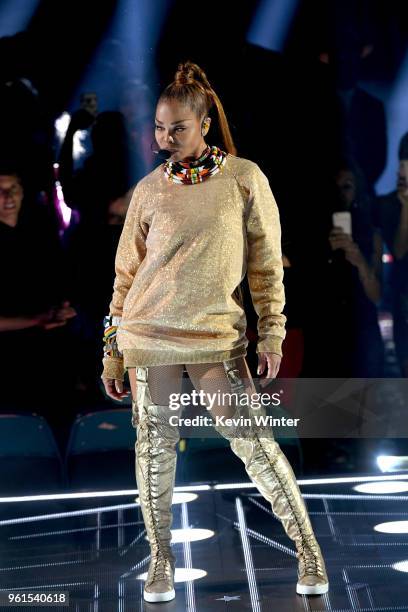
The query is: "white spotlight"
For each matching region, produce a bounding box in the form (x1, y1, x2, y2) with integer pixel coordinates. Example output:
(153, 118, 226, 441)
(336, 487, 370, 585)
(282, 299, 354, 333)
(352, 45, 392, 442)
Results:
(393, 560, 408, 573)
(134, 492, 198, 506)
(374, 521, 408, 534)
(73, 130, 88, 160)
(136, 568, 206, 583)
(172, 493, 198, 504)
(144, 528, 214, 545)
(54, 112, 87, 160)
(55, 112, 71, 141)
(354, 482, 408, 494)
(377, 455, 408, 473)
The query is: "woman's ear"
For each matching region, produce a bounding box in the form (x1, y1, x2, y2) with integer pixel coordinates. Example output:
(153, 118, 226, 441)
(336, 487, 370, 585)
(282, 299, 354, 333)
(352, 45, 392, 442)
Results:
(202, 117, 211, 135)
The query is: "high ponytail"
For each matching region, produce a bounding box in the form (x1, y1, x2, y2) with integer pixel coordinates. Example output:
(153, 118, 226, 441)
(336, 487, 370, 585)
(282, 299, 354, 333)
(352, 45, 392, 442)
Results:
(158, 60, 237, 156)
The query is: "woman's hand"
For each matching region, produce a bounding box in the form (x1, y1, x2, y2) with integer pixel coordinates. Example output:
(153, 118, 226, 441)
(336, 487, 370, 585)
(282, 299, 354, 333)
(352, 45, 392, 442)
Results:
(102, 377, 131, 401)
(329, 227, 364, 268)
(329, 226, 353, 251)
(257, 352, 282, 386)
(35, 310, 65, 330)
(52, 301, 77, 322)
(343, 241, 365, 267)
(36, 301, 77, 330)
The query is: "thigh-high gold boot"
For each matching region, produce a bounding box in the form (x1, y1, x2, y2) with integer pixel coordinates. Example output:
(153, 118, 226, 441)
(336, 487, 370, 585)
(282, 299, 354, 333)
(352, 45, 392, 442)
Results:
(213, 359, 329, 596)
(133, 366, 179, 603)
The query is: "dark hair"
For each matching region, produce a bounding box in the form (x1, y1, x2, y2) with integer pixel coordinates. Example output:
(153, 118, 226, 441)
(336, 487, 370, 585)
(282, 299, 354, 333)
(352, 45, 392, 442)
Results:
(158, 61, 237, 155)
(0, 163, 23, 185)
(399, 132, 408, 161)
(334, 156, 373, 211)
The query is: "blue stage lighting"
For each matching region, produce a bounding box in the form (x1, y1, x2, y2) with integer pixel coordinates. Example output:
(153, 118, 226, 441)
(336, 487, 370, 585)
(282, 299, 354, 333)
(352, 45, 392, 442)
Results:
(247, 0, 299, 53)
(0, 0, 40, 37)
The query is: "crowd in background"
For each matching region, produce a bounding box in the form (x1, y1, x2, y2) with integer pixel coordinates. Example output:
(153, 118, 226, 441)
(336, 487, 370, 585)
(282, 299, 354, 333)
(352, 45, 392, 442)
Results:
(0, 27, 408, 454)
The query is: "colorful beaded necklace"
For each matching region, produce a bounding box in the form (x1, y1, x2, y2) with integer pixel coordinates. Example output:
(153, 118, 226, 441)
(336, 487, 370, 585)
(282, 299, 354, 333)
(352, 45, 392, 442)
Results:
(163, 144, 227, 184)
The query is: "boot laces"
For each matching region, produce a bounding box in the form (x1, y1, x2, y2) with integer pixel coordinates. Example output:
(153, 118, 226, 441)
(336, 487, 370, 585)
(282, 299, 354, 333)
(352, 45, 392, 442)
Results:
(304, 554, 323, 577)
(299, 542, 324, 577)
(150, 553, 173, 583)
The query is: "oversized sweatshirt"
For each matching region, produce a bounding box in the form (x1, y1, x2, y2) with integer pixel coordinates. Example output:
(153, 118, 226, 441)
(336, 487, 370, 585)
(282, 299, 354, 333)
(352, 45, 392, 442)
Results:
(101, 153, 286, 380)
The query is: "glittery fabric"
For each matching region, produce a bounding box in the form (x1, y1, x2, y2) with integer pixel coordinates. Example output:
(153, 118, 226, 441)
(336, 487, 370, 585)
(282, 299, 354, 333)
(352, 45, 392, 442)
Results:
(101, 153, 286, 380)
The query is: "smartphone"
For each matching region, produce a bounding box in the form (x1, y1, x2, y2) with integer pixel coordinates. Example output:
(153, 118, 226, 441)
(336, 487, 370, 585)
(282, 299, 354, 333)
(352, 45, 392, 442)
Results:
(332, 211, 352, 236)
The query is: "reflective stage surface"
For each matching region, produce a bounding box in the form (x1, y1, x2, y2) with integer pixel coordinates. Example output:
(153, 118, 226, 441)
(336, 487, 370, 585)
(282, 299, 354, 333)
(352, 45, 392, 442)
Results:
(1, 475, 408, 611)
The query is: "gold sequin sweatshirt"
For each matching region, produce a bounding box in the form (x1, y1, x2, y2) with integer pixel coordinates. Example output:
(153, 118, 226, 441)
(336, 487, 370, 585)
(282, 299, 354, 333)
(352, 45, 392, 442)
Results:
(101, 153, 286, 380)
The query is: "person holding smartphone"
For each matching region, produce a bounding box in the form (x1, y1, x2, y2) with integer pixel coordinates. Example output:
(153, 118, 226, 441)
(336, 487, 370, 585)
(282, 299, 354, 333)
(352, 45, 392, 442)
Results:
(326, 160, 384, 377)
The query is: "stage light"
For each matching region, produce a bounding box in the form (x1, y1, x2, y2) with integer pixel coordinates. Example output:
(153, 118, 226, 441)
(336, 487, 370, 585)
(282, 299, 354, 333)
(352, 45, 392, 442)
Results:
(52, 162, 72, 231)
(145, 528, 214, 544)
(376, 48, 408, 194)
(214, 482, 255, 490)
(136, 568, 206, 583)
(374, 521, 408, 534)
(382, 253, 394, 263)
(377, 455, 408, 473)
(54, 113, 88, 160)
(247, 0, 299, 52)
(215, 473, 408, 489)
(393, 560, 408, 573)
(62, 0, 173, 183)
(172, 492, 198, 504)
(175, 485, 211, 492)
(72, 0, 171, 109)
(134, 492, 198, 506)
(0, 0, 40, 37)
(5, 475, 408, 505)
(354, 482, 408, 494)
(0, 486, 208, 504)
(236, 497, 260, 611)
(55, 112, 71, 141)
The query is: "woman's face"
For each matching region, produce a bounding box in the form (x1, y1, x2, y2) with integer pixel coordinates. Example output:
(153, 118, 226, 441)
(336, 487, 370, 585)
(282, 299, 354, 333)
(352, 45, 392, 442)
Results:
(0, 174, 23, 227)
(397, 160, 408, 196)
(155, 99, 210, 161)
(336, 169, 356, 208)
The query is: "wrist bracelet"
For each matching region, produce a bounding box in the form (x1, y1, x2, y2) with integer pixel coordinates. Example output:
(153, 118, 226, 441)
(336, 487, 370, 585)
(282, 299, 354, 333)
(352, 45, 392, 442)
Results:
(103, 315, 123, 359)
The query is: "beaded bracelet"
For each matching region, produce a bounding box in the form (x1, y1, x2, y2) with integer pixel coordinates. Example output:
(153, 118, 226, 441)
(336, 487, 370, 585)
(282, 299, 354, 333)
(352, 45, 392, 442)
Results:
(103, 314, 123, 359)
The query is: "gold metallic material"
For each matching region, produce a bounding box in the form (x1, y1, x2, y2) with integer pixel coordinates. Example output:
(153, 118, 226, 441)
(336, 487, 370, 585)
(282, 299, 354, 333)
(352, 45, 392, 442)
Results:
(102, 155, 286, 380)
(214, 359, 329, 596)
(131, 398, 139, 428)
(134, 366, 178, 602)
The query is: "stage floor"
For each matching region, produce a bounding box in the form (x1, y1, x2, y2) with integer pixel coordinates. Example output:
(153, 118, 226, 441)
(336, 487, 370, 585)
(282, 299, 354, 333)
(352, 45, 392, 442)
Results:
(1, 474, 408, 611)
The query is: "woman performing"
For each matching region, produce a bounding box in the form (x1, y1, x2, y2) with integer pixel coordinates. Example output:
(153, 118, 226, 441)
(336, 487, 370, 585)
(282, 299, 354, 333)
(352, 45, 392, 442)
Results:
(101, 61, 329, 603)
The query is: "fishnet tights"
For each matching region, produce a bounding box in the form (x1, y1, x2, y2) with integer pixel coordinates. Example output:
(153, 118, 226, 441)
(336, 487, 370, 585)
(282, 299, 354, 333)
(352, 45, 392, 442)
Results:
(128, 358, 256, 419)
